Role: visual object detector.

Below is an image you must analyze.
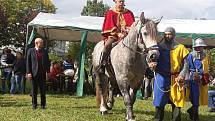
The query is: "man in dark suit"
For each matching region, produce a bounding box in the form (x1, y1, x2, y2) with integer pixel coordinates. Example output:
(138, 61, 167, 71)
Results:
(26, 38, 50, 109)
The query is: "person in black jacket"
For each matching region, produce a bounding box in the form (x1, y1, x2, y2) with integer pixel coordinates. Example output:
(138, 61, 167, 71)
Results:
(26, 38, 50, 109)
(10, 51, 26, 94)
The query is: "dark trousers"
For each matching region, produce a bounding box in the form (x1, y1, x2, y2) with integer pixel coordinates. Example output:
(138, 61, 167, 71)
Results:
(22, 77, 26, 94)
(154, 102, 181, 121)
(32, 73, 46, 107)
(141, 78, 152, 98)
(2, 71, 12, 93)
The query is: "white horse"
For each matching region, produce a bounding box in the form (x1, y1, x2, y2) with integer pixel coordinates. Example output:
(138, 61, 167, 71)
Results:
(92, 13, 160, 121)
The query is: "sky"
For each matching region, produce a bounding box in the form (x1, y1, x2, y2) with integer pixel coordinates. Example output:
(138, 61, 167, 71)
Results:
(52, 0, 215, 19)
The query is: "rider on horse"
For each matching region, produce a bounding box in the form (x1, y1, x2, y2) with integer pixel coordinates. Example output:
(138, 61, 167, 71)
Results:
(99, 0, 135, 72)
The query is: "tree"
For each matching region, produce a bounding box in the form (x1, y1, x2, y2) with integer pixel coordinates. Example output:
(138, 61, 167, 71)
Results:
(0, 3, 9, 46)
(0, 0, 56, 49)
(209, 48, 215, 77)
(81, 0, 110, 17)
(68, 42, 81, 61)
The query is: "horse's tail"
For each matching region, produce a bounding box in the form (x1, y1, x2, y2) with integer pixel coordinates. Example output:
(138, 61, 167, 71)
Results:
(96, 82, 101, 107)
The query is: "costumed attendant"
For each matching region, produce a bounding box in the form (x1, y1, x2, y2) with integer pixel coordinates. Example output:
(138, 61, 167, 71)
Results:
(186, 38, 209, 121)
(153, 27, 189, 121)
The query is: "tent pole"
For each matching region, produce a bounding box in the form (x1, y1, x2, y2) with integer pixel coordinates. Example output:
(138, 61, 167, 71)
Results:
(76, 30, 88, 96)
(25, 25, 29, 56)
(25, 26, 36, 56)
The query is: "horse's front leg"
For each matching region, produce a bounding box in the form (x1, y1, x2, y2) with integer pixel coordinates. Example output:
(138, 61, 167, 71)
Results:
(118, 80, 135, 121)
(107, 76, 117, 110)
(129, 88, 137, 106)
(96, 72, 109, 115)
(130, 81, 142, 105)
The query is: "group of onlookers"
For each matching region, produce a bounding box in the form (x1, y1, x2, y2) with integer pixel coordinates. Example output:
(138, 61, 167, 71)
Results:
(0, 47, 26, 94)
(49, 57, 94, 95)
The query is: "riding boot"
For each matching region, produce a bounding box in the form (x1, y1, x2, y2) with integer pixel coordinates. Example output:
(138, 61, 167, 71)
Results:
(154, 107, 164, 121)
(98, 51, 109, 74)
(98, 37, 115, 74)
(171, 104, 181, 121)
(193, 106, 200, 121)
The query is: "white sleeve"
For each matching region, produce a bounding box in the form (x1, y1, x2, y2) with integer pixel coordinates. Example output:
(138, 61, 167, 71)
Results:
(0, 55, 8, 66)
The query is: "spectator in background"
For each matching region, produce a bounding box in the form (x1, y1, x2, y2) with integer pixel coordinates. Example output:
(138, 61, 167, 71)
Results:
(63, 57, 75, 95)
(26, 38, 50, 109)
(57, 62, 66, 92)
(10, 51, 26, 94)
(50, 61, 61, 92)
(0, 47, 15, 94)
(208, 89, 215, 112)
(141, 68, 154, 99)
(63, 56, 73, 70)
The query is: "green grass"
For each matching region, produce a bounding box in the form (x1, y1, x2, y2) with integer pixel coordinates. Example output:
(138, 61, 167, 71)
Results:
(0, 94, 215, 121)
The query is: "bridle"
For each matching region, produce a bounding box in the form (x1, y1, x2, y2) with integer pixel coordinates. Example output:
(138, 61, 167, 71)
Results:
(122, 21, 159, 55)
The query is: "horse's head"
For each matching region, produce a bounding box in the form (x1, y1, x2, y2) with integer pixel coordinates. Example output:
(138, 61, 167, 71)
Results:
(135, 12, 161, 69)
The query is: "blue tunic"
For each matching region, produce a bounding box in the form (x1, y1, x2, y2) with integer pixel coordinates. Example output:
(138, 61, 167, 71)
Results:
(187, 53, 204, 106)
(153, 48, 171, 107)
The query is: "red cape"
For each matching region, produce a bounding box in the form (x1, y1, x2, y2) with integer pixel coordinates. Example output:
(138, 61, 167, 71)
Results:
(102, 8, 135, 40)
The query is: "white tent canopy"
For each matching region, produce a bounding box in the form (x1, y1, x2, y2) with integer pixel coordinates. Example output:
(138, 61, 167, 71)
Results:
(28, 12, 103, 43)
(27, 12, 215, 47)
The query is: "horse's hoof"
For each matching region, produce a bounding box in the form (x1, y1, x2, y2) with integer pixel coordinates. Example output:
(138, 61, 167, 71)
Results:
(126, 118, 135, 121)
(125, 115, 135, 121)
(100, 111, 108, 115)
(127, 119, 135, 121)
(107, 103, 113, 110)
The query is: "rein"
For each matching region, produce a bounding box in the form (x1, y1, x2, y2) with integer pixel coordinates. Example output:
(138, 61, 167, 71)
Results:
(122, 40, 159, 55)
(122, 40, 147, 55)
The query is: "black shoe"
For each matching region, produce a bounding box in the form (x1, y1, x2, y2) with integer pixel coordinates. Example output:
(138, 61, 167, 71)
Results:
(41, 106, 46, 109)
(193, 110, 200, 121)
(144, 97, 149, 100)
(33, 106, 37, 110)
(187, 108, 193, 120)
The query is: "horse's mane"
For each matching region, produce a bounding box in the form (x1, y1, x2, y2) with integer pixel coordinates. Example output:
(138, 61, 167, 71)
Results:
(145, 19, 158, 41)
(129, 19, 158, 41)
